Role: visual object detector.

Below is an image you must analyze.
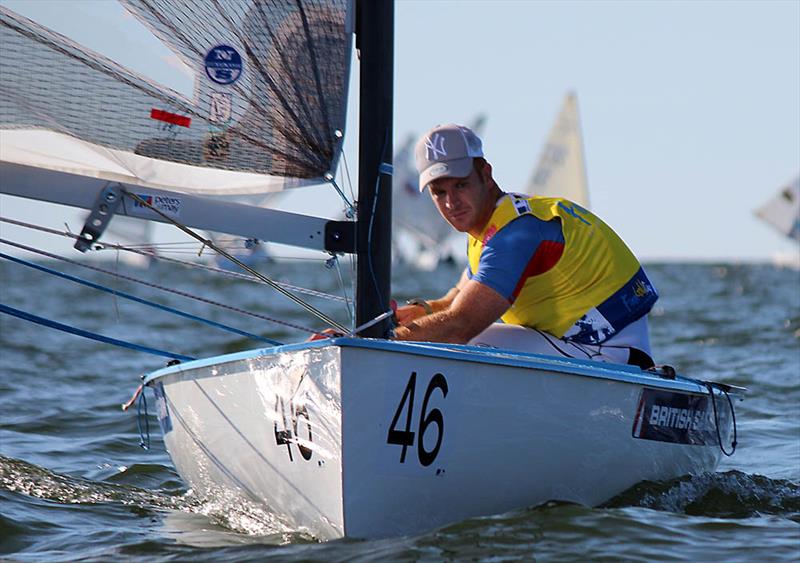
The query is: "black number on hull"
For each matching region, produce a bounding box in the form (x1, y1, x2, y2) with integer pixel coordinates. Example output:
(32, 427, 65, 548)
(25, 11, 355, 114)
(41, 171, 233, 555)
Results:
(274, 395, 313, 462)
(387, 372, 448, 466)
(293, 404, 313, 461)
(418, 373, 448, 466)
(387, 372, 416, 463)
(274, 396, 294, 461)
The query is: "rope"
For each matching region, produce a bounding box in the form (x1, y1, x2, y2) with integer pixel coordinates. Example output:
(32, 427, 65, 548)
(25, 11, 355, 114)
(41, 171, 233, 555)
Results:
(705, 382, 738, 457)
(0, 304, 195, 361)
(0, 239, 322, 335)
(137, 385, 151, 450)
(0, 252, 282, 346)
(122, 190, 349, 334)
(0, 216, 347, 303)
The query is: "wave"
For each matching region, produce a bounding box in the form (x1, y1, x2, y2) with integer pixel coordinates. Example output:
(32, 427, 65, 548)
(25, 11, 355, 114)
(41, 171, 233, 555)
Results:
(603, 470, 800, 521)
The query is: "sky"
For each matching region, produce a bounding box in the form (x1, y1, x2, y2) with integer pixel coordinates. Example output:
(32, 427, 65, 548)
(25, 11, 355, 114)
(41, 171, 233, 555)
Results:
(1, 0, 798, 261)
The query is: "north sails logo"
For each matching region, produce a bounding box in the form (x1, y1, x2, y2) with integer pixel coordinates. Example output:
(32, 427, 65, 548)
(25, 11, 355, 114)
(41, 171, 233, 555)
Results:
(425, 133, 447, 161)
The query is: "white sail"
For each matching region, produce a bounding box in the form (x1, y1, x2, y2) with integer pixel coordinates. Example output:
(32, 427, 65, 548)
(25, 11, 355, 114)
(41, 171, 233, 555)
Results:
(525, 91, 590, 208)
(0, 2, 351, 245)
(755, 176, 800, 243)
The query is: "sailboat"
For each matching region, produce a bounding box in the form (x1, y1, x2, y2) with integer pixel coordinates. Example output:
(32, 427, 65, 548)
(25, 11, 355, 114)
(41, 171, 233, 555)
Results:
(754, 176, 800, 268)
(1, 0, 740, 540)
(524, 91, 590, 208)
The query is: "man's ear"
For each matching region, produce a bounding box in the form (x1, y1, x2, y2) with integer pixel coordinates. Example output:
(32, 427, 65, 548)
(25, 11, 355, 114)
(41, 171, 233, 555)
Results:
(480, 160, 493, 183)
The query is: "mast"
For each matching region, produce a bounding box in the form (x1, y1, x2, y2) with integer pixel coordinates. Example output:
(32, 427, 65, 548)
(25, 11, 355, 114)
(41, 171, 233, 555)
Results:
(355, 0, 394, 337)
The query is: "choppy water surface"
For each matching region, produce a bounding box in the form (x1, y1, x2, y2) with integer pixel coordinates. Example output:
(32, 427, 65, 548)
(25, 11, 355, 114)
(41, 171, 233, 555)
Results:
(1, 257, 798, 561)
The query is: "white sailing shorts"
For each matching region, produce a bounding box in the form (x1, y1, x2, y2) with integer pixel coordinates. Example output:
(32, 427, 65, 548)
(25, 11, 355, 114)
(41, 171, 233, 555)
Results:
(468, 316, 653, 366)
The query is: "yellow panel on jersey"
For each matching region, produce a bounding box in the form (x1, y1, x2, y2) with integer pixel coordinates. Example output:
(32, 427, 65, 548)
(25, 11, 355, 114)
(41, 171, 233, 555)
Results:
(467, 194, 641, 338)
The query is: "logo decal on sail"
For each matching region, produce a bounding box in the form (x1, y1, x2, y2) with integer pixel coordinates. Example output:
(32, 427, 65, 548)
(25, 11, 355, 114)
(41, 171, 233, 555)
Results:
(425, 133, 447, 161)
(209, 92, 233, 123)
(204, 45, 243, 85)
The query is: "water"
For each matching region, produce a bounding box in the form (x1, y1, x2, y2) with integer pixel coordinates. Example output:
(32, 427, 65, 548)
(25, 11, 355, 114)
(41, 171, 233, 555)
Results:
(2, 257, 799, 561)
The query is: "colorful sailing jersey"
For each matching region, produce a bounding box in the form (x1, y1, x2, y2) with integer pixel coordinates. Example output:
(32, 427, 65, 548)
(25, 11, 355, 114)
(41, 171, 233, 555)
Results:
(467, 193, 658, 344)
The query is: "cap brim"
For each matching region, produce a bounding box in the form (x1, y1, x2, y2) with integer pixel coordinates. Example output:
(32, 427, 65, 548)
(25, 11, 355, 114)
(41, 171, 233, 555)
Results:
(418, 157, 473, 191)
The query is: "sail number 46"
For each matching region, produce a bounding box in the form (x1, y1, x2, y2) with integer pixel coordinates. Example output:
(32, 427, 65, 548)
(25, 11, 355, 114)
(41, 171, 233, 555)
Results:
(387, 372, 449, 466)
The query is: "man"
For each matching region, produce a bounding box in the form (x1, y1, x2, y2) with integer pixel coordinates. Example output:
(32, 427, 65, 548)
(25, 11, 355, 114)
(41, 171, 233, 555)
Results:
(393, 123, 658, 369)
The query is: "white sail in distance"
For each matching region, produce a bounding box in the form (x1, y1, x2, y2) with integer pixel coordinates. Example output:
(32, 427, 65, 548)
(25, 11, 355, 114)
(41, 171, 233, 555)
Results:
(755, 176, 800, 243)
(525, 92, 590, 208)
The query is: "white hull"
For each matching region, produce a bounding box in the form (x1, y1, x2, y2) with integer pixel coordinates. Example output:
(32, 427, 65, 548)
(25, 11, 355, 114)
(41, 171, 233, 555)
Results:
(145, 339, 735, 539)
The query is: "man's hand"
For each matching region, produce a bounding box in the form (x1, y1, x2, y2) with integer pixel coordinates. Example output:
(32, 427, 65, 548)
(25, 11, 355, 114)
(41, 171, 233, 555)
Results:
(394, 303, 429, 325)
(394, 280, 509, 344)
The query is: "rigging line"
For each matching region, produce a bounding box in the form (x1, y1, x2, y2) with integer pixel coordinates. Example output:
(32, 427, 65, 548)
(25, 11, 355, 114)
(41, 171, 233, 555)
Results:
(327, 175, 355, 215)
(0, 252, 282, 346)
(341, 148, 356, 203)
(0, 239, 321, 336)
(122, 190, 348, 334)
(0, 303, 194, 362)
(366, 128, 392, 316)
(0, 216, 346, 302)
(326, 254, 354, 325)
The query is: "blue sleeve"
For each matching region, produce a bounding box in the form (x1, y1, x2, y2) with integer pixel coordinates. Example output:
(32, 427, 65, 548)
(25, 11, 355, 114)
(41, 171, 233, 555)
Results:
(472, 215, 563, 300)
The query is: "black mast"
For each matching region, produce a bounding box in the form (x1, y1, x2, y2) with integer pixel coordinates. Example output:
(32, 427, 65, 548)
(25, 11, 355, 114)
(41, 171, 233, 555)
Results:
(355, 0, 393, 338)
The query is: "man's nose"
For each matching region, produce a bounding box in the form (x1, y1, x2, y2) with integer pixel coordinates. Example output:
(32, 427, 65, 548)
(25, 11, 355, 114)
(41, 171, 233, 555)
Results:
(444, 190, 457, 209)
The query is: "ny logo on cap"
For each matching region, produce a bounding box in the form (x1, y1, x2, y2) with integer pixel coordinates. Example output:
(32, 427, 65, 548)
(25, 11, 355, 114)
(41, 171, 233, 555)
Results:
(425, 133, 447, 161)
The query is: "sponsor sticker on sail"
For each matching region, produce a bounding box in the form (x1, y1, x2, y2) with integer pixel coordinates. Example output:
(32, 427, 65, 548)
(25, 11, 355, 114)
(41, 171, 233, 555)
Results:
(132, 193, 182, 219)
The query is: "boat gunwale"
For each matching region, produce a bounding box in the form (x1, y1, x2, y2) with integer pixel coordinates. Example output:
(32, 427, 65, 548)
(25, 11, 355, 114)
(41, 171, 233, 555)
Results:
(142, 337, 728, 395)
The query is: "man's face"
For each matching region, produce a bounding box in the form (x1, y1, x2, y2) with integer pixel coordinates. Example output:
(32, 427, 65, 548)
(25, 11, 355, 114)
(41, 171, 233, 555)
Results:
(428, 164, 495, 235)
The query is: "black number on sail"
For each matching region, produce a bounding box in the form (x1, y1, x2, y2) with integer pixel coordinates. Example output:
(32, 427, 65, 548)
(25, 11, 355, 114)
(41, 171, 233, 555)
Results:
(387, 372, 449, 466)
(418, 373, 448, 466)
(387, 372, 417, 462)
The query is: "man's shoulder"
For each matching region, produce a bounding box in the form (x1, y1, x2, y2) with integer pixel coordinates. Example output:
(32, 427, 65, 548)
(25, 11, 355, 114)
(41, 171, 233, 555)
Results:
(485, 213, 560, 250)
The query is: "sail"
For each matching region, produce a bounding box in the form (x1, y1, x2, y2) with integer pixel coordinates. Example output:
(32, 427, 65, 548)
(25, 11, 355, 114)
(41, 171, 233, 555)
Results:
(0, 1, 351, 196)
(525, 92, 590, 208)
(755, 176, 800, 243)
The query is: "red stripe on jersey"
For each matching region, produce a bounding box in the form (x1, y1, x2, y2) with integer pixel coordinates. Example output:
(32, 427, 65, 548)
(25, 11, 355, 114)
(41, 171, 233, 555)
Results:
(510, 240, 564, 302)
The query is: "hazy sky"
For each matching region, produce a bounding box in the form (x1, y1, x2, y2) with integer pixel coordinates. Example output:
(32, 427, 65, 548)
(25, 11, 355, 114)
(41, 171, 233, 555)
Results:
(1, 0, 798, 261)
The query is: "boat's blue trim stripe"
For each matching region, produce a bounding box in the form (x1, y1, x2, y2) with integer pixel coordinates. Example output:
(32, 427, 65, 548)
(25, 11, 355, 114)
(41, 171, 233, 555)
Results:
(0, 251, 281, 346)
(143, 337, 706, 393)
(0, 303, 195, 362)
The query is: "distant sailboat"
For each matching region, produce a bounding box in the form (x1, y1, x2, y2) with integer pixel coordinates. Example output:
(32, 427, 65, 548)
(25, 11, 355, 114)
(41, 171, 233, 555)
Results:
(755, 175, 800, 268)
(524, 91, 590, 208)
(755, 176, 800, 243)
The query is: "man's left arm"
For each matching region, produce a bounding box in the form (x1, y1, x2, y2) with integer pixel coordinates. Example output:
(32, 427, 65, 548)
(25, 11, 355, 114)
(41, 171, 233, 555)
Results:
(393, 279, 509, 344)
